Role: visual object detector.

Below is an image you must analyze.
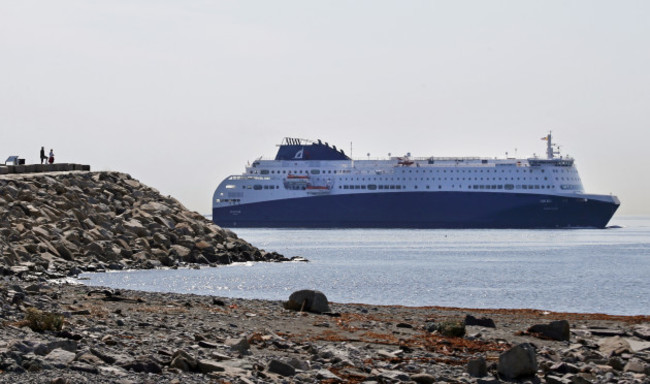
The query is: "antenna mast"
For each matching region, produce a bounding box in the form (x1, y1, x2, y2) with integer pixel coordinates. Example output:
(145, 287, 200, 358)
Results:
(545, 132, 553, 159)
(544, 132, 560, 159)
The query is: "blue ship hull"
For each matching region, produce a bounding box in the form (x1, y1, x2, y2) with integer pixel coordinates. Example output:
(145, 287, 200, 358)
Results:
(212, 192, 619, 229)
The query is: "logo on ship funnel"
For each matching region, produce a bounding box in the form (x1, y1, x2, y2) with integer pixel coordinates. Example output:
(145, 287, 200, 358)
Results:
(294, 148, 304, 159)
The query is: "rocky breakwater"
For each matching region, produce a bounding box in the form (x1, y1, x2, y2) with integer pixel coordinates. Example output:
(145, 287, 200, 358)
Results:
(0, 171, 291, 279)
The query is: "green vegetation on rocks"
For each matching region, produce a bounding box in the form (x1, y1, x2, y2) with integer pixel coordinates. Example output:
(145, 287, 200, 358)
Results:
(23, 307, 64, 332)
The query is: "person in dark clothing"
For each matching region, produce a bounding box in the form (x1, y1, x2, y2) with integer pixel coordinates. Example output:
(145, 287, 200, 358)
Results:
(40, 146, 46, 164)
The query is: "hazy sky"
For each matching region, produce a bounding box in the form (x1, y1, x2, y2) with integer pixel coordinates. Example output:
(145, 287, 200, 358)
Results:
(1, 1, 648, 216)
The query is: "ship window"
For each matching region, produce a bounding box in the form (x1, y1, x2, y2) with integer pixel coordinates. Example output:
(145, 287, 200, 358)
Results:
(253, 185, 262, 190)
(311, 169, 320, 174)
(368, 185, 377, 190)
(261, 170, 269, 174)
(397, 185, 402, 189)
(361, 185, 367, 189)
(225, 185, 236, 189)
(354, 185, 360, 189)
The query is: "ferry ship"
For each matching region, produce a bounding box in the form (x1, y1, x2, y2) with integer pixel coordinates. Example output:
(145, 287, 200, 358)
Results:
(212, 134, 619, 228)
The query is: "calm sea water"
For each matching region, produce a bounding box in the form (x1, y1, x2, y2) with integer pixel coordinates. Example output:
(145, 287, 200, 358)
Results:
(80, 216, 650, 316)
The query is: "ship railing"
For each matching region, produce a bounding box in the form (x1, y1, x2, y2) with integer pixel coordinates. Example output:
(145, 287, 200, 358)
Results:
(228, 175, 271, 181)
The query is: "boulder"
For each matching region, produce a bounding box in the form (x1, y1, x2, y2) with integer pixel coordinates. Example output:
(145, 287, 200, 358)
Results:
(225, 337, 250, 354)
(44, 348, 76, 368)
(465, 314, 496, 328)
(268, 359, 296, 376)
(498, 343, 537, 379)
(599, 336, 631, 357)
(120, 357, 162, 374)
(623, 358, 647, 373)
(170, 349, 198, 371)
(410, 373, 436, 384)
(467, 356, 487, 377)
(197, 359, 225, 373)
(527, 320, 570, 341)
(633, 325, 650, 341)
(432, 320, 466, 337)
(285, 289, 331, 314)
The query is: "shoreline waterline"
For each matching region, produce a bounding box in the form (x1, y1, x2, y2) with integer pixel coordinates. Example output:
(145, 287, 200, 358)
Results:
(80, 215, 650, 316)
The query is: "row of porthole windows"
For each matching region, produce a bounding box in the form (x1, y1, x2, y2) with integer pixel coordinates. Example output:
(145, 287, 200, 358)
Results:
(341, 185, 403, 190)
(256, 169, 347, 175)
(336, 184, 557, 191)
(253, 167, 577, 176)
(341, 176, 552, 182)
(230, 180, 563, 190)
(400, 168, 546, 174)
(225, 182, 571, 193)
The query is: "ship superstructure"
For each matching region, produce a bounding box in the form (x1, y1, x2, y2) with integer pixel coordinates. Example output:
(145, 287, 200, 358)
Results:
(212, 134, 619, 228)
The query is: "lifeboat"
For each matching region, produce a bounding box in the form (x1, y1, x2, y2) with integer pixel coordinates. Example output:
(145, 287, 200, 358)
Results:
(287, 174, 309, 179)
(305, 185, 332, 195)
(397, 157, 414, 166)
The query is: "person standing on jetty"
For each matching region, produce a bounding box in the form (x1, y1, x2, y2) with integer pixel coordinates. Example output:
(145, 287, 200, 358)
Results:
(48, 149, 54, 164)
(40, 146, 46, 164)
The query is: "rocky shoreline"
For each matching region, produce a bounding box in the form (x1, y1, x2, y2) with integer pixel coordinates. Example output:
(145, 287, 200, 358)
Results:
(0, 171, 293, 280)
(1, 171, 650, 383)
(1, 280, 649, 384)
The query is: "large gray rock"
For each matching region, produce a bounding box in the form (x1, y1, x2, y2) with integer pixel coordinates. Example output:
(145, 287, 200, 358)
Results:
(527, 320, 570, 341)
(44, 348, 76, 368)
(465, 314, 496, 328)
(623, 358, 648, 373)
(633, 325, 650, 341)
(268, 359, 296, 376)
(468, 356, 487, 377)
(599, 336, 631, 357)
(197, 359, 225, 373)
(170, 349, 198, 372)
(285, 289, 331, 314)
(225, 337, 250, 354)
(410, 373, 436, 384)
(120, 357, 162, 374)
(498, 343, 537, 379)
